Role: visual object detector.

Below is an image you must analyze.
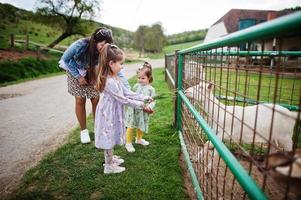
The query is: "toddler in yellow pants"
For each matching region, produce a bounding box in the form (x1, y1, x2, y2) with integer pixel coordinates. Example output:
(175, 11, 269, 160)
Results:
(125, 62, 156, 152)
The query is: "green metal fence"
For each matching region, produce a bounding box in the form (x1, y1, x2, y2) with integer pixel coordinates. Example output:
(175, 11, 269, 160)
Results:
(166, 11, 301, 200)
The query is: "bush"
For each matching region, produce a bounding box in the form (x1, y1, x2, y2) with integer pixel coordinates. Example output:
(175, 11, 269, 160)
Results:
(0, 57, 61, 83)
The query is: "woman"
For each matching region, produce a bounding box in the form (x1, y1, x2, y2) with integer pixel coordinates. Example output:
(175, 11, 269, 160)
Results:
(59, 27, 129, 143)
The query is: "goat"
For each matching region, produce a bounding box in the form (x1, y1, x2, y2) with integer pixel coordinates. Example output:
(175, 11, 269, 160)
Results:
(185, 81, 299, 152)
(183, 61, 205, 83)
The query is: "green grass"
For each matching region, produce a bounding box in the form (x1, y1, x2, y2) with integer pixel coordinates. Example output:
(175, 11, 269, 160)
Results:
(0, 71, 64, 87)
(0, 19, 81, 49)
(0, 54, 141, 87)
(0, 57, 63, 85)
(9, 69, 187, 200)
(163, 40, 203, 55)
(203, 68, 301, 106)
(145, 40, 203, 59)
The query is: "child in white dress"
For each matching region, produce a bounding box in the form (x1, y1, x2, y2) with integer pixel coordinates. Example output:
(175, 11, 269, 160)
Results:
(94, 44, 153, 174)
(125, 62, 156, 152)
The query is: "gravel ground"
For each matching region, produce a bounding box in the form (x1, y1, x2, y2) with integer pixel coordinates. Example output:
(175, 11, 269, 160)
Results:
(0, 59, 164, 199)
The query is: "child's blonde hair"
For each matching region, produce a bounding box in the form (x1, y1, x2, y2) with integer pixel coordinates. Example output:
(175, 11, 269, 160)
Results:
(95, 44, 124, 92)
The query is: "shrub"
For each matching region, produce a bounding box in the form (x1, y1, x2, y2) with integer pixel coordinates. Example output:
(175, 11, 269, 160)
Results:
(0, 57, 61, 83)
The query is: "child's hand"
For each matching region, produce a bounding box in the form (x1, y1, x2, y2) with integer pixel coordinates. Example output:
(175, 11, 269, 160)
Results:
(143, 105, 153, 114)
(147, 97, 154, 103)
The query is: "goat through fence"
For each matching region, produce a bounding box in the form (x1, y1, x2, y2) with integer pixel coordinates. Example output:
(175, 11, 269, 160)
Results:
(165, 11, 301, 200)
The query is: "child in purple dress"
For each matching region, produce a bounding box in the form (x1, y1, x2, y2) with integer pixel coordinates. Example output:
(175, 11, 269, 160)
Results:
(94, 44, 153, 174)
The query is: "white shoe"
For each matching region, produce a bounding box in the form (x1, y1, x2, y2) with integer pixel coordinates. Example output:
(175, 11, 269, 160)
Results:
(103, 155, 124, 167)
(104, 164, 126, 174)
(135, 139, 149, 146)
(80, 129, 91, 143)
(113, 155, 124, 165)
(125, 143, 135, 152)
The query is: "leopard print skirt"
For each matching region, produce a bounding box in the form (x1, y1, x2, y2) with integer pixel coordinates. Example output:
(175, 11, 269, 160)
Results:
(67, 72, 99, 99)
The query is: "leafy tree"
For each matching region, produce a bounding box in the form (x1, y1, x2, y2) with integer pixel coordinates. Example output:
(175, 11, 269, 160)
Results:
(35, 0, 100, 48)
(134, 23, 166, 56)
(145, 23, 165, 53)
(134, 25, 147, 57)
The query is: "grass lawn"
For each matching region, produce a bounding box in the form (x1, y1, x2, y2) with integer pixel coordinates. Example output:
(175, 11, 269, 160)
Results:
(201, 68, 301, 106)
(145, 41, 203, 59)
(163, 41, 203, 55)
(8, 69, 188, 200)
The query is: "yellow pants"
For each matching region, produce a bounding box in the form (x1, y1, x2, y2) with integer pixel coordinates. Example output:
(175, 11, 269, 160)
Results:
(126, 127, 143, 144)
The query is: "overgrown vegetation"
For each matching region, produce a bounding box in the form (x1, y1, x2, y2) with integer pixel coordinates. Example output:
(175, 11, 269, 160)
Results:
(8, 69, 187, 200)
(0, 3, 206, 53)
(35, 0, 100, 48)
(0, 57, 62, 83)
(166, 29, 207, 45)
(163, 40, 203, 54)
(0, 3, 134, 49)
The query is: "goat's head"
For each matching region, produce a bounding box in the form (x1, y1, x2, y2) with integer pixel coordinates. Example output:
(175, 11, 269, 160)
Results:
(183, 61, 206, 82)
(185, 81, 214, 99)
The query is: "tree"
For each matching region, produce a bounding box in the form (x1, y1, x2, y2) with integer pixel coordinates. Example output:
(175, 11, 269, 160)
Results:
(36, 0, 100, 48)
(146, 23, 165, 53)
(134, 25, 148, 57)
(134, 23, 166, 56)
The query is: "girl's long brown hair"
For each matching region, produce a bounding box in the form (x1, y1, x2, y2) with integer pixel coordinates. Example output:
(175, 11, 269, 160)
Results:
(86, 27, 113, 85)
(95, 44, 124, 92)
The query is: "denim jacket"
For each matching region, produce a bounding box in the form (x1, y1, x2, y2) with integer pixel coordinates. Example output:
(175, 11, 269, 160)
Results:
(61, 39, 89, 79)
(60, 38, 130, 88)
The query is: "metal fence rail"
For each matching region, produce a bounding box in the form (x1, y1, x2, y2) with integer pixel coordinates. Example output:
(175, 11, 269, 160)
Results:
(166, 11, 301, 200)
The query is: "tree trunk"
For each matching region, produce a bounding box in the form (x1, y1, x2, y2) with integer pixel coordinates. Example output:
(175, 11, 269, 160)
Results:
(47, 32, 71, 48)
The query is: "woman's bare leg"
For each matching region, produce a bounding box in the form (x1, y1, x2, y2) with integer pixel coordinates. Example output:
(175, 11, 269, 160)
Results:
(91, 96, 99, 121)
(75, 96, 87, 130)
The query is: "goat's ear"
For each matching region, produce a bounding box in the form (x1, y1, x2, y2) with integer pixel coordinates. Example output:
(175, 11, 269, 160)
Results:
(207, 82, 213, 90)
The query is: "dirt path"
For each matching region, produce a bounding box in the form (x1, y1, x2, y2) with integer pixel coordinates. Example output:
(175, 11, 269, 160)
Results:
(0, 59, 164, 199)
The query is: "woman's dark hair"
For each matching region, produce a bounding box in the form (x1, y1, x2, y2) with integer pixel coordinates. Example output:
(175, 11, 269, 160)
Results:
(86, 27, 113, 85)
(95, 44, 124, 92)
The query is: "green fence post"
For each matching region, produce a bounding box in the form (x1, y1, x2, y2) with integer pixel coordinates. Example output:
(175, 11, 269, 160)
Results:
(176, 53, 184, 131)
(173, 50, 179, 127)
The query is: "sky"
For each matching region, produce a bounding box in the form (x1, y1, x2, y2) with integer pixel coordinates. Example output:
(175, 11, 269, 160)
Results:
(1, 0, 300, 35)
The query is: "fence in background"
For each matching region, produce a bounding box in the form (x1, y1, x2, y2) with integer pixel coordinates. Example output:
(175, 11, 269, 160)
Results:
(9, 34, 65, 54)
(165, 11, 301, 200)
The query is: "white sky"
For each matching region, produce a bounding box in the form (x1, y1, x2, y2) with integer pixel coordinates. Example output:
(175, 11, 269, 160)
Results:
(1, 0, 300, 35)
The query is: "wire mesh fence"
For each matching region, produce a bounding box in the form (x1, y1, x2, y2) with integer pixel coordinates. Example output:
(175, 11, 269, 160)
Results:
(165, 53, 177, 87)
(167, 12, 301, 200)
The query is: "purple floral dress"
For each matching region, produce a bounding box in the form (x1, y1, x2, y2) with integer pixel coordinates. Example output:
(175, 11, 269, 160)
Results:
(94, 77, 149, 149)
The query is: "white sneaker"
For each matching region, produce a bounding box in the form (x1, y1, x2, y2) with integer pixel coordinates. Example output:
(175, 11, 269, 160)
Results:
(113, 155, 124, 165)
(104, 164, 126, 174)
(135, 139, 150, 146)
(103, 155, 124, 167)
(125, 143, 135, 152)
(80, 129, 91, 143)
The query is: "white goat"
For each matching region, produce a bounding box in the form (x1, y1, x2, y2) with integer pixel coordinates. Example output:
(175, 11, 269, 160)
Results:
(185, 81, 299, 152)
(183, 61, 205, 82)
